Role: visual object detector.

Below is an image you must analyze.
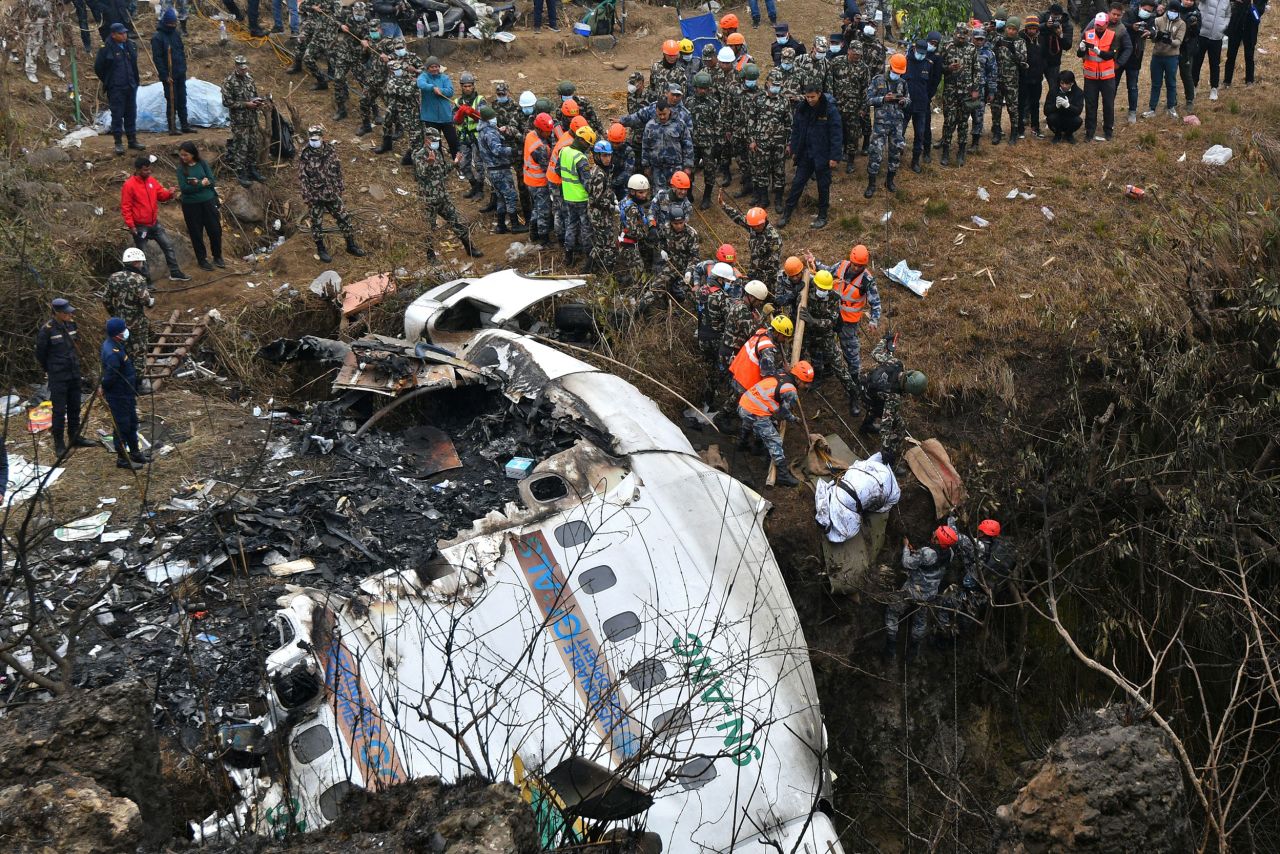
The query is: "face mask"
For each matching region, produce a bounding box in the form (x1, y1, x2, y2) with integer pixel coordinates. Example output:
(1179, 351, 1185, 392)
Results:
(393, 69, 404, 77)
(768, 85, 781, 94)
(927, 43, 937, 52)
(369, 31, 380, 39)
(863, 25, 875, 36)
(744, 79, 757, 88)
(627, 84, 636, 93)
(1139, 9, 1153, 18)
(521, 105, 533, 115)
(395, 48, 406, 56)
(122, 329, 130, 341)
(308, 138, 322, 147)
(995, 19, 1006, 28)
(829, 45, 841, 54)
(777, 36, 787, 44)
(914, 50, 926, 60)
(561, 94, 572, 101)
(488, 118, 498, 126)
(889, 71, 901, 80)
(353, 14, 365, 21)
(429, 141, 440, 150)
(497, 95, 509, 103)
(781, 62, 793, 70)
(1167, 9, 1179, 18)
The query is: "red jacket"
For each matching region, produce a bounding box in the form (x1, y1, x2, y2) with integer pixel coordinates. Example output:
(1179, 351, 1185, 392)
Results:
(120, 174, 173, 229)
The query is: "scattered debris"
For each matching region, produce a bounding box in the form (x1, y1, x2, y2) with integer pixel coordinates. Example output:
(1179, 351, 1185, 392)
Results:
(340, 273, 396, 318)
(309, 269, 343, 297)
(1041, 206, 1056, 222)
(54, 511, 112, 542)
(1125, 185, 1146, 200)
(1202, 144, 1233, 165)
(2, 455, 63, 507)
(884, 259, 933, 297)
(977, 186, 990, 201)
(971, 215, 990, 228)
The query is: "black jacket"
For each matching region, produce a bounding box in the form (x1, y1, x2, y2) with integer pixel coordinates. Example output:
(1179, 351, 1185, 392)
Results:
(35, 318, 82, 381)
(789, 93, 843, 163)
(770, 36, 807, 65)
(94, 39, 139, 89)
(1226, 0, 1266, 35)
(905, 52, 940, 108)
(1043, 83, 1085, 119)
(151, 25, 187, 79)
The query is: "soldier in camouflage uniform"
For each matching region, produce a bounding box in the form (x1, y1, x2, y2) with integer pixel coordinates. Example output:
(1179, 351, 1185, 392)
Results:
(355, 20, 389, 136)
(991, 19, 1028, 145)
(729, 64, 763, 200)
(746, 69, 791, 210)
(377, 58, 419, 158)
(625, 72, 650, 167)
(586, 141, 618, 271)
(329, 1, 370, 120)
(692, 261, 735, 405)
(649, 207, 699, 306)
(104, 248, 153, 360)
(971, 28, 997, 150)
(712, 50, 741, 186)
(865, 56, 911, 198)
(720, 196, 782, 284)
(860, 24, 888, 74)
(861, 334, 926, 466)
(650, 48, 686, 106)
(777, 47, 803, 106)
(412, 127, 483, 258)
(641, 103, 693, 194)
(222, 56, 267, 186)
(616, 176, 651, 289)
(455, 72, 488, 200)
(720, 281, 768, 374)
(796, 35, 830, 96)
(287, 3, 326, 87)
(299, 0, 339, 90)
(649, 172, 694, 230)
(493, 82, 529, 222)
(298, 125, 365, 262)
(799, 270, 862, 415)
(938, 24, 981, 165)
(686, 72, 721, 210)
(826, 35, 867, 171)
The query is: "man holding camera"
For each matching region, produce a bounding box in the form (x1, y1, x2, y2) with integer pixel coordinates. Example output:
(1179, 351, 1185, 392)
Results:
(1121, 0, 1158, 124)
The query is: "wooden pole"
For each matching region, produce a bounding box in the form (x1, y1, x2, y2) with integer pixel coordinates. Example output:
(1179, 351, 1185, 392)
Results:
(765, 270, 810, 486)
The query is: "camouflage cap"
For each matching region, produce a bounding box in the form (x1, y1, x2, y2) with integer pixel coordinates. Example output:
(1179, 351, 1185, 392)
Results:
(494, 80, 508, 93)
(628, 70, 644, 83)
(781, 46, 796, 59)
(424, 126, 443, 138)
(233, 55, 249, 65)
(766, 68, 783, 84)
(307, 124, 325, 136)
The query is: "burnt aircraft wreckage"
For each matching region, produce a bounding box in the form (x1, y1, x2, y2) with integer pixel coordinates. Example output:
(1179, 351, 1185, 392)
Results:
(204, 270, 844, 852)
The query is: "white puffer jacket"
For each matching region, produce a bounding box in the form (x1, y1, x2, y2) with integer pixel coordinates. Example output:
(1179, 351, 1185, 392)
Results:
(1200, 0, 1231, 40)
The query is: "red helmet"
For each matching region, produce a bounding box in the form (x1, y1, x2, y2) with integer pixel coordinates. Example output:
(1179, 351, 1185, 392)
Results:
(933, 525, 959, 548)
(978, 519, 1002, 537)
(533, 112, 555, 133)
(716, 243, 737, 263)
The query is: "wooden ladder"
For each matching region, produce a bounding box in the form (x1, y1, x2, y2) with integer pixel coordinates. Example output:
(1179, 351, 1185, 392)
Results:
(144, 310, 208, 391)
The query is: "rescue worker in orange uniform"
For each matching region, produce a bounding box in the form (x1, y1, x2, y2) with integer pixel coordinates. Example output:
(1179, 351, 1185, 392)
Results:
(737, 360, 814, 488)
(807, 243, 881, 383)
(523, 111, 555, 244)
(729, 313, 794, 396)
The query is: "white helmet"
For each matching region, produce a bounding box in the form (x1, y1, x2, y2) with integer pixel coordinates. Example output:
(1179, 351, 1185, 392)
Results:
(518, 90, 537, 108)
(717, 46, 736, 63)
(744, 279, 768, 300)
(122, 247, 146, 264)
(711, 261, 736, 281)
(626, 174, 650, 191)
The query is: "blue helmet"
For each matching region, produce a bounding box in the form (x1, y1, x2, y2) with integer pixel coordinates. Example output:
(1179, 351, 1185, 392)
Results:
(593, 140, 614, 155)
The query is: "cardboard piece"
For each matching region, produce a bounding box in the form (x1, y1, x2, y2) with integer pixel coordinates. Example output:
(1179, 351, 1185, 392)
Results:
(341, 274, 396, 318)
(903, 438, 966, 518)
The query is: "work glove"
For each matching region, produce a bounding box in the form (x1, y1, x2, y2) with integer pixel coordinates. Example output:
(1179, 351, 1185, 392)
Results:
(1056, 96, 1069, 108)
(798, 307, 814, 325)
(683, 271, 692, 284)
(785, 412, 799, 423)
(659, 250, 669, 262)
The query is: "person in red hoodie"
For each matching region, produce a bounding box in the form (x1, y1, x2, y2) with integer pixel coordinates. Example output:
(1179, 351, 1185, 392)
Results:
(121, 156, 189, 282)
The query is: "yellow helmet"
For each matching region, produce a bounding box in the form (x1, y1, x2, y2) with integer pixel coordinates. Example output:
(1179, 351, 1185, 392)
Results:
(814, 270, 834, 290)
(575, 126, 598, 145)
(678, 38, 695, 54)
(771, 315, 795, 337)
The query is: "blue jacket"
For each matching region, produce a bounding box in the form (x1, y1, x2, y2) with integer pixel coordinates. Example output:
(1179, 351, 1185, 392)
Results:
(100, 337, 137, 399)
(905, 53, 940, 110)
(789, 93, 843, 164)
(151, 25, 187, 80)
(94, 39, 139, 91)
(416, 70, 456, 123)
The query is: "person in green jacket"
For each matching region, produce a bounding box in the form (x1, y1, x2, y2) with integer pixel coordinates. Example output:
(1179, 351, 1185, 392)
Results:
(175, 141, 224, 270)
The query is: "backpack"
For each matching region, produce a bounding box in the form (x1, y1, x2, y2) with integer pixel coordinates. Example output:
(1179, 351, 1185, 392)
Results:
(269, 106, 296, 161)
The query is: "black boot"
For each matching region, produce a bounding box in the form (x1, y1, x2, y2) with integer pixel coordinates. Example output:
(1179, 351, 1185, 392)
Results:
(333, 103, 347, 121)
(311, 76, 329, 91)
(1008, 133, 1019, 146)
(923, 147, 932, 164)
(864, 173, 877, 198)
(478, 191, 498, 212)
(508, 214, 527, 234)
(884, 171, 897, 193)
(494, 213, 509, 234)
(129, 449, 152, 464)
(116, 455, 144, 470)
(249, 165, 267, 183)
(718, 164, 732, 186)
(461, 235, 484, 257)
(734, 179, 753, 199)
(754, 187, 769, 208)
(564, 249, 577, 266)
(237, 170, 253, 188)
(956, 142, 967, 166)
(54, 436, 67, 458)
(355, 120, 373, 136)
(910, 150, 922, 173)
(774, 189, 785, 210)
(373, 134, 394, 154)
(700, 183, 713, 210)
(463, 180, 481, 200)
(168, 120, 181, 136)
(777, 208, 792, 228)
(810, 212, 827, 229)
(845, 159, 856, 173)
(775, 467, 800, 487)
(940, 144, 951, 166)
(287, 53, 303, 74)
(345, 236, 366, 257)
(315, 237, 332, 263)
(400, 149, 414, 166)
(971, 132, 981, 151)
(991, 130, 1002, 146)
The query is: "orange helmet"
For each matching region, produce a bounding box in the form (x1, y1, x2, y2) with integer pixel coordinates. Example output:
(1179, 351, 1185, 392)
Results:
(849, 244, 870, 265)
(978, 519, 1002, 537)
(607, 122, 627, 143)
(890, 53, 908, 74)
(745, 207, 767, 227)
(933, 526, 960, 548)
(783, 256, 803, 277)
(791, 360, 814, 383)
(716, 243, 737, 263)
(670, 170, 691, 189)
(720, 13, 739, 29)
(726, 32, 746, 46)
(662, 38, 680, 57)
(561, 98, 580, 117)
(569, 115, 588, 132)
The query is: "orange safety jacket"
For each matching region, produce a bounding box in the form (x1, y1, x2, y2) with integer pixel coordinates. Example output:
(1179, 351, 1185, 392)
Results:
(739, 375, 796, 417)
(547, 130, 572, 186)
(523, 131, 549, 187)
(1082, 27, 1117, 80)
(729, 327, 777, 389)
(833, 261, 868, 323)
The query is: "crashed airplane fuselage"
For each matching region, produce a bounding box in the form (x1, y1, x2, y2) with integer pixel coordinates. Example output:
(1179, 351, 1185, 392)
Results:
(201, 271, 844, 853)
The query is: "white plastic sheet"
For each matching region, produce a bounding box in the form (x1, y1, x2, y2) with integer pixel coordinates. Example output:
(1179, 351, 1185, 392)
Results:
(1201, 145, 1234, 165)
(814, 453, 901, 543)
(884, 259, 933, 297)
(3, 453, 64, 507)
(95, 79, 229, 133)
